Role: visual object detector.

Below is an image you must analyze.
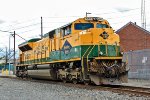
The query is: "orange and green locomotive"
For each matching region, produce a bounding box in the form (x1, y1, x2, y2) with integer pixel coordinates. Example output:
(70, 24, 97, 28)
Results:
(16, 17, 128, 85)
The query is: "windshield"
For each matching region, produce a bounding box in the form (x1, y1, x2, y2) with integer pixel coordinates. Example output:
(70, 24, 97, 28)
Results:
(74, 23, 94, 30)
(96, 24, 109, 28)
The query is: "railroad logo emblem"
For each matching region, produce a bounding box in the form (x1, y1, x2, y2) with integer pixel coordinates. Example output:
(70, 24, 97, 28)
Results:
(100, 31, 109, 39)
(62, 40, 72, 54)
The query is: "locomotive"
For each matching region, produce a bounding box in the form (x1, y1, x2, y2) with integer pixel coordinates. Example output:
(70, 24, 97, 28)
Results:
(16, 17, 128, 85)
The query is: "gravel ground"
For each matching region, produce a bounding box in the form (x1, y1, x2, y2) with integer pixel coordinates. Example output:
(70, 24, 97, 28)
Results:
(0, 78, 149, 100)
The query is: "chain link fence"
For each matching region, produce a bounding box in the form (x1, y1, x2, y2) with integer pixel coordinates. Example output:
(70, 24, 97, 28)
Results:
(123, 49, 150, 80)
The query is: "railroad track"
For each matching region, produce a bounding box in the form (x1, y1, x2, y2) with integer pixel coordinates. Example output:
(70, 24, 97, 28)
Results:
(95, 85, 150, 97)
(64, 83, 150, 97)
(1, 76, 150, 97)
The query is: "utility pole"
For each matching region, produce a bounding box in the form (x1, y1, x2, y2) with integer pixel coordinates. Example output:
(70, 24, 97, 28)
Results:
(13, 31, 16, 66)
(5, 47, 8, 68)
(9, 34, 11, 75)
(41, 16, 43, 39)
(141, 0, 146, 29)
(86, 12, 91, 17)
(141, 0, 147, 49)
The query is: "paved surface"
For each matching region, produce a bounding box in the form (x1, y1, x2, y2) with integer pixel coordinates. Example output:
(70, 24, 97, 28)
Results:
(0, 78, 149, 100)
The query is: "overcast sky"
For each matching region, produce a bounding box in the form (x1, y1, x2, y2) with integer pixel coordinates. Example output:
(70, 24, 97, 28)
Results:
(0, 0, 150, 49)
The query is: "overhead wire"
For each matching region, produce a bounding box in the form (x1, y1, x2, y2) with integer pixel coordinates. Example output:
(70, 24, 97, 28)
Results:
(43, 16, 81, 19)
(0, 7, 149, 36)
(19, 27, 40, 34)
(0, 29, 13, 33)
(0, 17, 39, 28)
(43, 22, 69, 23)
(94, 8, 140, 15)
(0, 8, 141, 32)
(6, 23, 40, 31)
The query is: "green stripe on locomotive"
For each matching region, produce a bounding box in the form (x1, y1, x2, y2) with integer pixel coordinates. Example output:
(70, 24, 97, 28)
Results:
(100, 45, 121, 57)
(49, 45, 120, 61)
(21, 45, 121, 64)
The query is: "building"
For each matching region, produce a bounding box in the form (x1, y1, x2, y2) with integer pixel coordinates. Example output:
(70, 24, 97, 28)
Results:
(116, 22, 150, 79)
(116, 22, 150, 52)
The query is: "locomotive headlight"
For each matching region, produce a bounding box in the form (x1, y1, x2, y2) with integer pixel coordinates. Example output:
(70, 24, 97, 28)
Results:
(79, 30, 87, 35)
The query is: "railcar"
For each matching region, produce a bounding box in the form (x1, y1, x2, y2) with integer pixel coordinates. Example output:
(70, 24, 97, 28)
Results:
(16, 17, 128, 85)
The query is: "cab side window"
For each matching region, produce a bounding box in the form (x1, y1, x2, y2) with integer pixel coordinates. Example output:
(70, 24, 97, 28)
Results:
(62, 25, 71, 37)
(65, 26, 71, 35)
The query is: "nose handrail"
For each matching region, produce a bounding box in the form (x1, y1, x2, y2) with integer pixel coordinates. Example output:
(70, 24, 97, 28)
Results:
(86, 45, 96, 71)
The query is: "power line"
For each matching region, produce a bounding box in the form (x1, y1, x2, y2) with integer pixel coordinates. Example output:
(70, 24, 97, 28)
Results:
(6, 23, 40, 31)
(11, 17, 39, 25)
(0, 17, 39, 28)
(43, 16, 81, 19)
(0, 8, 144, 33)
(0, 30, 13, 33)
(1, 11, 149, 37)
(2, 22, 69, 33)
(19, 28, 39, 34)
(43, 22, 70, 23)
(94, 8, 140, 15)
(106, 12, 140, 20)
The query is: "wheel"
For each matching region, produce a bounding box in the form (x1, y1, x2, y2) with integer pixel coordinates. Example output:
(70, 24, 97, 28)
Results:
(63, 78, 67, 83)
(59, 74, 63, 80)
(72, 79, 77, 84)
(84, 80, 90, 85)
(67, 74, 72, 81)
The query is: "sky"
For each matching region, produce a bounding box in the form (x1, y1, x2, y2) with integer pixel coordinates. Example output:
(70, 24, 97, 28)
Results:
(0, 0, 150, 51)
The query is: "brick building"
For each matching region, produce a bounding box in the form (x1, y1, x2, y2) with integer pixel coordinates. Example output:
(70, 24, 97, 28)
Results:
(116, 22, 150, 52)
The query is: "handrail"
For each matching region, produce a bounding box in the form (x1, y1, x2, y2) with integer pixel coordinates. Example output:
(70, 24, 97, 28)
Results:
(87, 45, 95, 58)
(81, 46, 91, 72)
(98, 44, 100, 57)
(82, 46, 91, 58)
(105, 42, 108, 56)
(115, 42, 118, 56)
(86, 45, 96, 70)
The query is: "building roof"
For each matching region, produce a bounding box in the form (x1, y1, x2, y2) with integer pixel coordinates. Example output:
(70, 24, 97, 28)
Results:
(116, 22, 150, 34)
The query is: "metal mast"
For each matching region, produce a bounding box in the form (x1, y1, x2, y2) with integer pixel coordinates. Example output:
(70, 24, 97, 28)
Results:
(141, 0, 146, 29)
(41, 16, 43, 39)
(86, 12, 91, 17)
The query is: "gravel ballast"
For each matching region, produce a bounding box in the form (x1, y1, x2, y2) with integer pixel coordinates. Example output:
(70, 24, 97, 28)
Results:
(0, 78, 149, 100)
